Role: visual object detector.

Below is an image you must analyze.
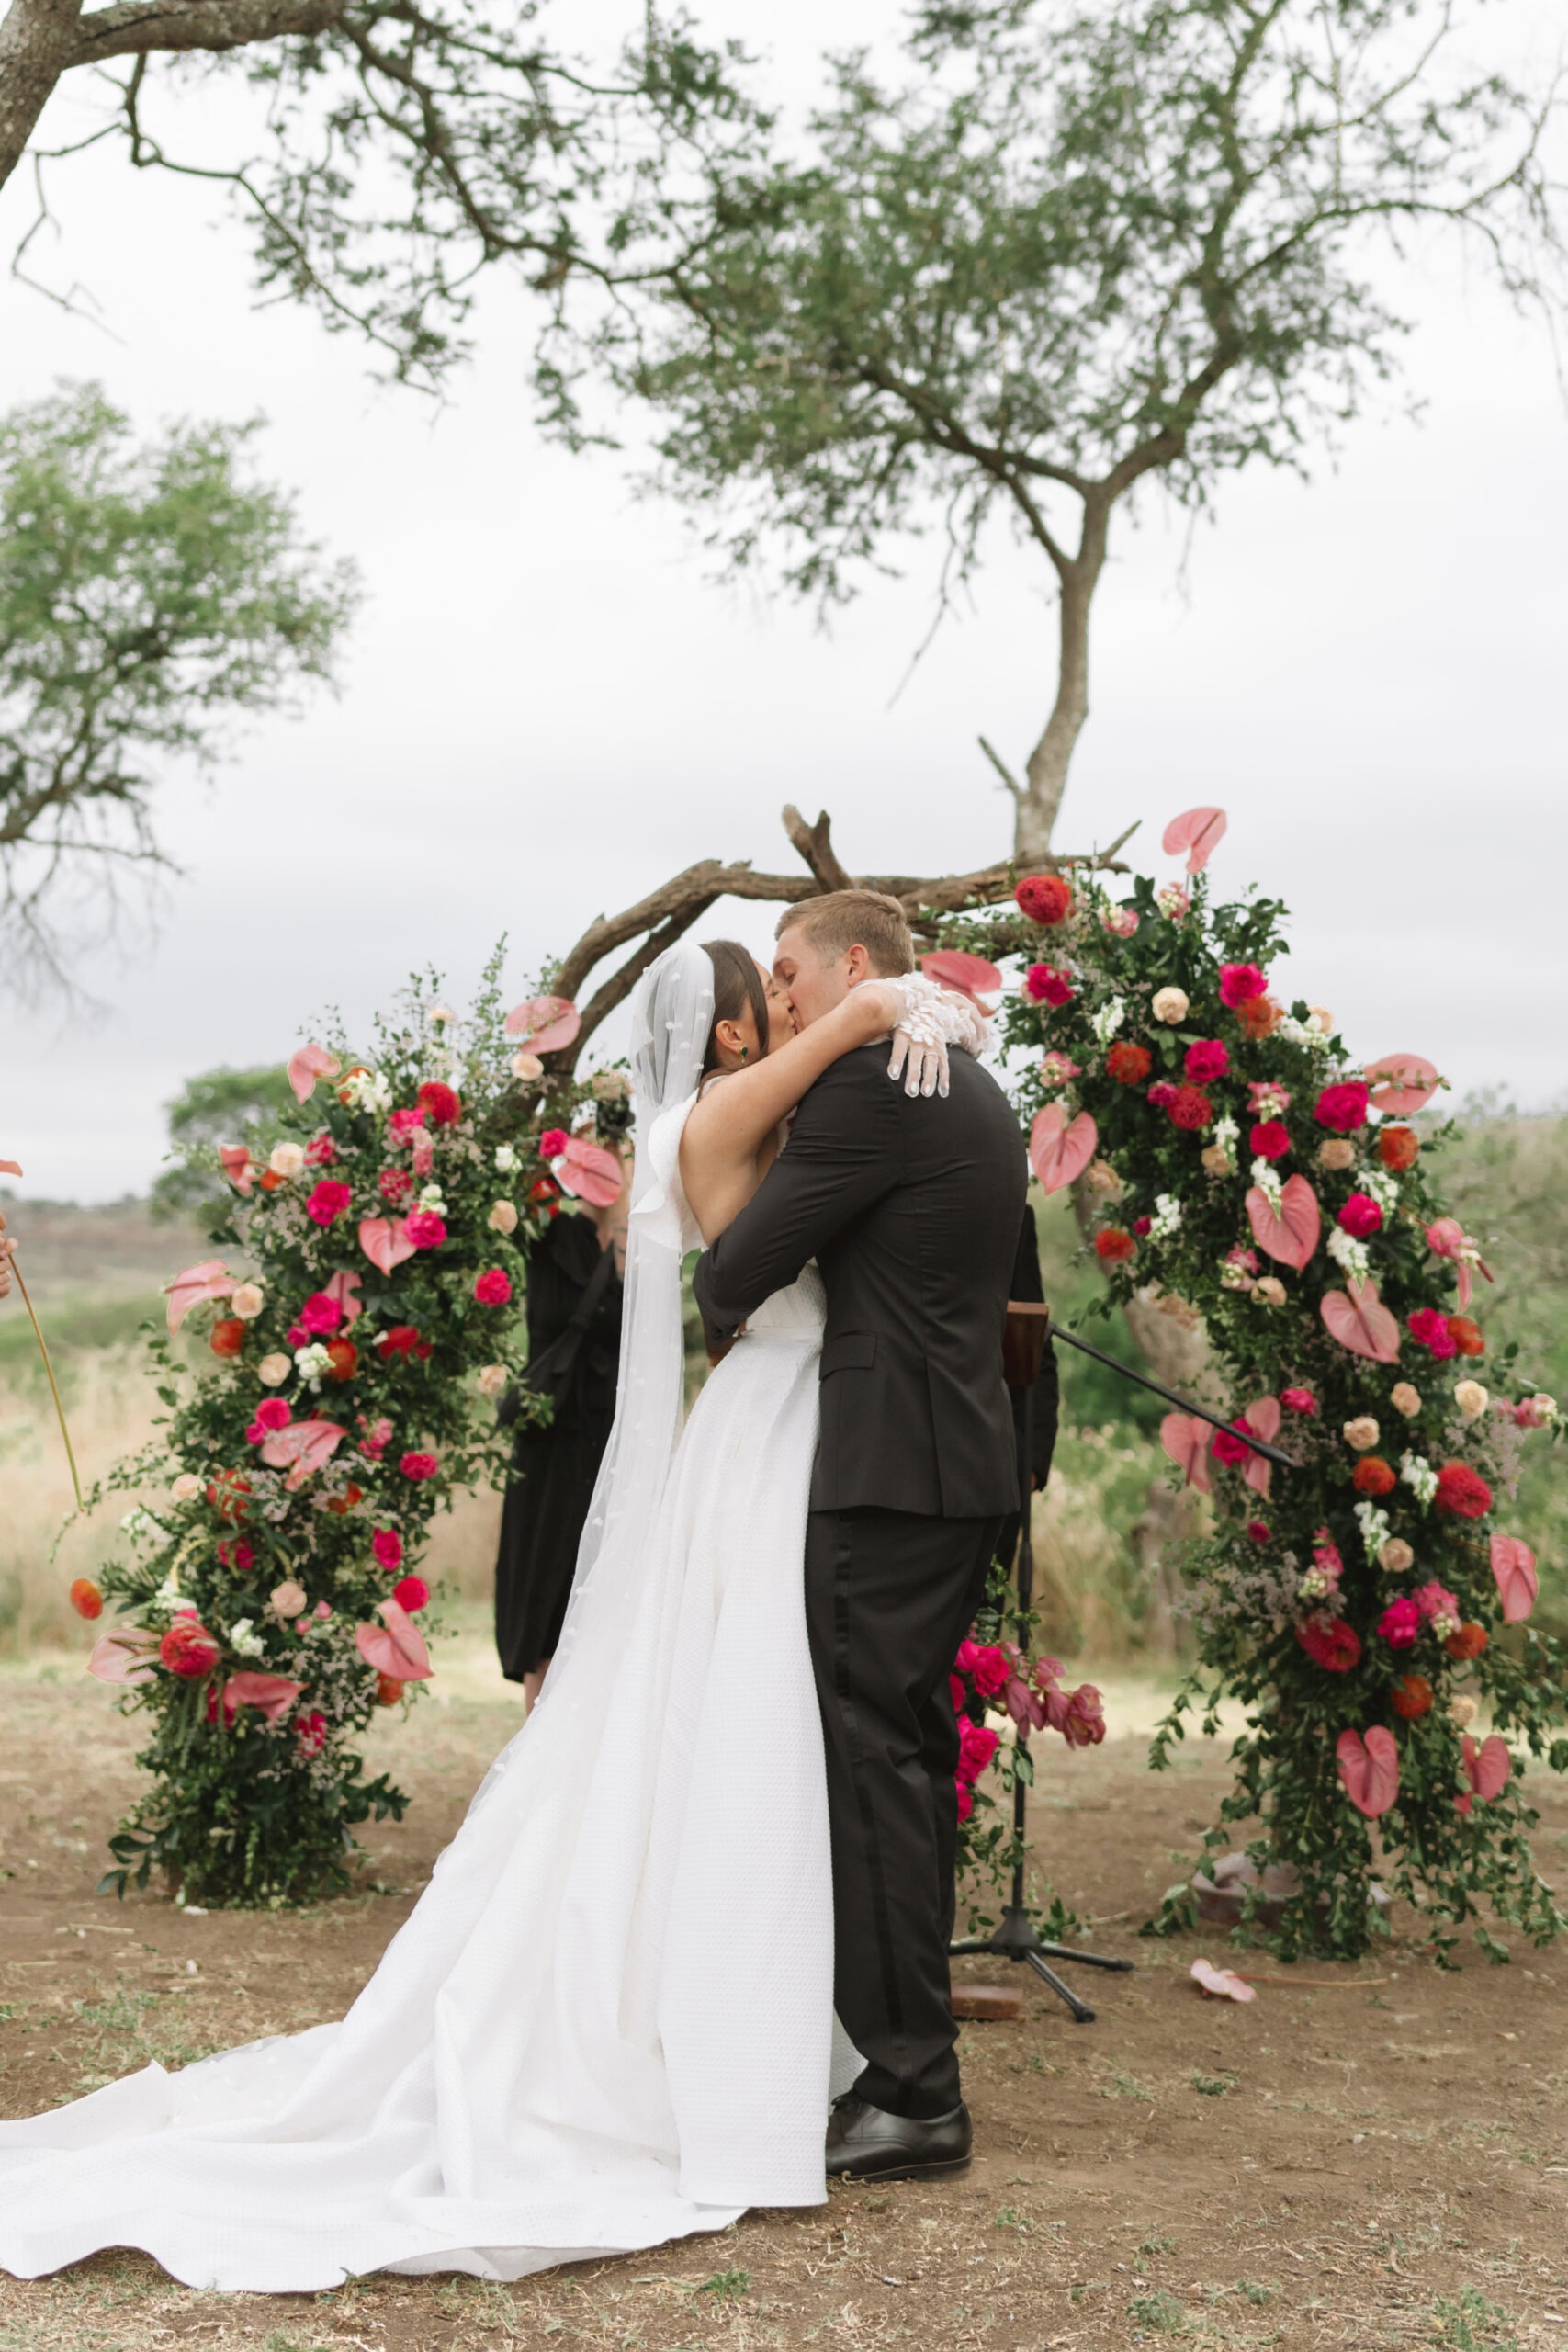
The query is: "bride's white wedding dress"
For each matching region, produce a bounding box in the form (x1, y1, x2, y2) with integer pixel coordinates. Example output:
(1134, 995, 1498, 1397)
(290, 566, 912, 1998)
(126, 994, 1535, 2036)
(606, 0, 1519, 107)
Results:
(0, 1066, 840, 2290)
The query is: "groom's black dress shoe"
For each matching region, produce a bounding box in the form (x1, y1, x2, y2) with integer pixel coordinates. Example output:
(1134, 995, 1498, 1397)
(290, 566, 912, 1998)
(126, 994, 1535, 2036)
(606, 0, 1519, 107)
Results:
(825, 2095, 972, 2182)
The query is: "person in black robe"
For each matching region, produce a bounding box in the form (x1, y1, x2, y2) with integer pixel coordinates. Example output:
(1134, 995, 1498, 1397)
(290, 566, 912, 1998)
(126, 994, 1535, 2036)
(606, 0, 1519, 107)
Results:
(493, 1197, 626, 1703)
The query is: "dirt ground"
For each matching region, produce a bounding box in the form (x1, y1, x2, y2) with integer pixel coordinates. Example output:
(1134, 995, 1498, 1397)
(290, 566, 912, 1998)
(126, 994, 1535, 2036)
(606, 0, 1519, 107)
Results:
(3, 1655, 1566, 2352)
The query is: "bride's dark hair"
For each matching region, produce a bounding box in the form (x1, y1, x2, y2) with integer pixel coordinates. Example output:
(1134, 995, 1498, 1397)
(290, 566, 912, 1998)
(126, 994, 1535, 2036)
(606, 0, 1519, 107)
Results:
(701, 940, 770, 1073)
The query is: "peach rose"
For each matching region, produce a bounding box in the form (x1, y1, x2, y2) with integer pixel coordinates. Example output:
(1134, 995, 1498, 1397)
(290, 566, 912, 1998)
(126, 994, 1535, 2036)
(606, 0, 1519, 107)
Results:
(511, 1051, 545, 1082)
(476, 1363, 508, 1398)
(1378, 1537, 1414, 1575)
(170, 1473, 203, 1503)
(1449, 1694, 1478, 1729)
(1085, 1159, 1122, 1197)
(1454, 1380, 1488, 1419)
(230, 1282, 265, 1321)
(1343, 1416, 1380, 1452)
(488, 1200, 519, 1234)
(1390, 1382, 1422, 1418)
(1317, 1138, 1356, 1171)
(1151, 987, 1189, 1024)
(269, 1579, 308, 1618)
(1253, 1276, 1286, 1307)
(268, 1141, 306, 1180)
(257, 1351, 292, 1387)
(1200, 1145, 1231, 1177)
(1308, 1005, 1334, 1034)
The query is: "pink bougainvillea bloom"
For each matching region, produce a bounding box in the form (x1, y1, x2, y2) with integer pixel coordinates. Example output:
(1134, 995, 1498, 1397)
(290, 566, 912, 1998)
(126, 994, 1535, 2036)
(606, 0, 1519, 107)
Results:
(1183, 1039, 1230, 1083)
(1281, 1386, 1318, 1415)
(372, 1528, 403, 1570)
(1407, 1306, 1459, 1359)
(378, 1167, 413, 1205)
(1219, 963, 1269, 1007)
(1061, 1684, 1106, 1747)
(474, 1268, 513, 1306)
(298, 1293, 344, 1335)
(403, 1211, 447, 1250)
(1040, 1050, 1082, 1087)
(1314, 1081, 1371, 1134)
(1226, 1245, 1261, 1275)
(1101, 905, 1140, 938)
(400, 1451, 439, 1482)
(1377, 1597, 1422, 1648)
(388, 1107, 423, 1140)
(1337, 1192, 1383, 1238)
(306, 1180, 352, 1227)
(1247, 1080, 1292, 1113)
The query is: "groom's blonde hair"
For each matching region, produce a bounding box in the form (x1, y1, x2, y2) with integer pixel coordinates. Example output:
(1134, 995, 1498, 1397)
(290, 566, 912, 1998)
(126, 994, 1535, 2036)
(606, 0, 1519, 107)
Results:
(777, 889, 915, 976)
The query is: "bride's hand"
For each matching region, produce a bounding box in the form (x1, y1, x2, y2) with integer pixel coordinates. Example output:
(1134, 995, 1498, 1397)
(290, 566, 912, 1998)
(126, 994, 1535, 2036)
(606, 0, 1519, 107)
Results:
(849, 976, 988, 1100)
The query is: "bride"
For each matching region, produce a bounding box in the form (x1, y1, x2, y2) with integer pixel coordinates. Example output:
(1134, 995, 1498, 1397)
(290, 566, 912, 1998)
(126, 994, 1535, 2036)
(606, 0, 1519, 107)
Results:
(0, 936, 980, 2293)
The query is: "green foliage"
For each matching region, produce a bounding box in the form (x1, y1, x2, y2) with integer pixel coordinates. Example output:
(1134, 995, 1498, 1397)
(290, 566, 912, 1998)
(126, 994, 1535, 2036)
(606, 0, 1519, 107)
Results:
(0, 382, 357, 993)
(151, 1065, 299, 1221)
(615, 1, 1559, 603)
(76, 946, 603, 1907)
(942, 868, 1568, 1962)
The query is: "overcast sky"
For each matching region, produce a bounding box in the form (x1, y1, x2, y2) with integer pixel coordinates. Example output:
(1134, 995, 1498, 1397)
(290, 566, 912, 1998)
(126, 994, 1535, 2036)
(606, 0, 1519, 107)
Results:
(3, 0, 1566, 1204)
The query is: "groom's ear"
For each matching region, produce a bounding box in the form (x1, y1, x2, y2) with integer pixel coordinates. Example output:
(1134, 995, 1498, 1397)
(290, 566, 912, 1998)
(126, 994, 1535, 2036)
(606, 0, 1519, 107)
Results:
(843, 944, 872, 989)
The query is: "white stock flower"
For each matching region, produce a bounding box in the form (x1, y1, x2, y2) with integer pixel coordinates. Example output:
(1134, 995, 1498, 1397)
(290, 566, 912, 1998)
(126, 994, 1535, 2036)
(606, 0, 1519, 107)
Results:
(1353, 1498, 1392, 1558)
(1250, 1159, 1284, 1213)
(294, 1341, 333, 1389)
(1359, 1168, 1402, 1212)
(493, 1143, 521, 1174)
(1400, 1453, 1439, 1506)
(417, 1186, 447, 1214)
(1213, 1113, 1239, 1151)
(1147, 1193, 1183, 1243)
(1326, 1227, 1370, 1284)
(1089, 996, 1126, 1045)
(227, 1618, 265, 1659)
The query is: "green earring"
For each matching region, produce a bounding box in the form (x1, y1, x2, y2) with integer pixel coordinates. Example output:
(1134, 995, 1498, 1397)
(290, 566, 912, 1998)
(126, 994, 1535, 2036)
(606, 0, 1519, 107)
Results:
(739, 1044, 749, 1058)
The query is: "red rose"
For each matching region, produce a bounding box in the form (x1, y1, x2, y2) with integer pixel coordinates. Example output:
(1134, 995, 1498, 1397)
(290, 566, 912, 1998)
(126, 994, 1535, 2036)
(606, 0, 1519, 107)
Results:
(209, 1317, 245, 1359)
(391, 1575, 430, 1613)
(1390, 1673, 1434, 1721)
(1314, 1082, 1370, 1134)
(306, 1179, 353, 1227)
(1218, 962, 1268, 1007)
(1434, 1462, 1491, 1519)
(400, 1451, 439, 1482)
(1378, 1125, 1419, 1171)
(1236, 996, 1280, 1040)
(1447, 1316, 1484, 1357)
(1296, 1613, 1361, 1672)
(1249, 1120, 1290, 1160)
(1182, 1039, 1230, 1083)
(160, 1618, 220, 1678)
(1168, 1083, 1212, 1131)
(1095, 1227, 1135, 1263)
(474, 1268, 513, 1306)
(1106, 1041, 1152, 1086)
(378, 1325, 432, 1362)
(1337, 1192, 1382, 1238)
(1352, 1455, 1396, 1496)
(372, 1528, 403, 1570)
(1015, 873, 1073, 925)
(69, 1578, 103, 1619)
(324, 1339, 358, 1384)
(1247, 1520, 1270, 1544)
(528, 1175, 561, 1220)
(416, 1080, 462, 1128)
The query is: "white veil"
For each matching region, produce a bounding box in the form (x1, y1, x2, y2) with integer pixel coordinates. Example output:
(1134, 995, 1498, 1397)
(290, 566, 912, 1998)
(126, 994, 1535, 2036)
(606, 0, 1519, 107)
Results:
(546, 938, 716, 1683)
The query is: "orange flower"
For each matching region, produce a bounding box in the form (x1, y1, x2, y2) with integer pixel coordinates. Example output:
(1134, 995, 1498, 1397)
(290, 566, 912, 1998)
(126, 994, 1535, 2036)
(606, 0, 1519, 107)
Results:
(259, 1168, 287, 1192)
(1352, 1454, 1396, 1497)
(1235, 996, 1280, 1040)
(1444, 1621, 1488, 1661)
(1378, 1125, 1419, 1171)
(206, 1469, 252, 1522)
(69, 1577, 102, 1620)
(324, 1482, 365, 1517)
(324, 1339, 358, 1384)
(209, 1317, 245, 1360)
(1447, 1316, 1484, 1357)
(376, 1673, 406, 1706)
(1095, 1227, 1136, 1263)
(1390, 1673, 1434, 1721)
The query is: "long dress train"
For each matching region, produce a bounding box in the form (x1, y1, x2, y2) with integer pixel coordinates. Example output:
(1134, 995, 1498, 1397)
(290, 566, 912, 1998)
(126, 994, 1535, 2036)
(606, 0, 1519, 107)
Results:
(0, 1112, 836, 2291)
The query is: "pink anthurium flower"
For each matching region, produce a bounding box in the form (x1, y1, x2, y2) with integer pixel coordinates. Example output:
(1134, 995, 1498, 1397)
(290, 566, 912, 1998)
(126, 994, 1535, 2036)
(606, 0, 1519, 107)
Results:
(1364, 1053, 1441, 1115)
(556, 1136, 625, 1207)
(85, 1628, 158, 1686)
(219, 1145, 254, 1195)
(1336, 1724, 1399, 1818)
(1489, 1534, 1538, 1623)
(288, 1043, 341, 1105)
(164, 1259, 236, 1336)
(1246, 1174, 1320, 1270)
(222, 1672, 304, 1724)
(505, 995, 581, 1055)
(358, 1217, 418, 1277)
(1161, 806, 1227, 875)
(1460, 1733, 1511, 1803)
(322, 1268, 365, 1325)
(1240, 1396, 1281, 1498)
(1159, 1412, 1213, 1493)
(919, 949, 1002, 1010)
(259, 1419, 348, 1485)
(1425, 1216, 1491, 1310)
(1029, 1104, 1098, 1194)
(1190, 1959, 1256, 2003)
(355, 1596, 433, 1681)
(1320, 1278, 1401, 1363)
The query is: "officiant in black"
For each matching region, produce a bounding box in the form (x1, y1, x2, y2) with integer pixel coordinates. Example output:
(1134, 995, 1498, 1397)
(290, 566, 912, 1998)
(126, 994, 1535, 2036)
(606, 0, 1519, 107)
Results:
(998, 1201, 1060, 1569)
(493, 1116, 630, 1707)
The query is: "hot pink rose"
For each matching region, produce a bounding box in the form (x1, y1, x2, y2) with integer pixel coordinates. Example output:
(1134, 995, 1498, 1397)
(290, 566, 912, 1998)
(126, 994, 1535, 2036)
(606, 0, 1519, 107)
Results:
(1281, 1386, 1318, 1415)
(1314, 1081, 1370, 1134)
(306, 1180, 352, 1227)
(1183, 1039, 1230, 1083)
(400, 1451, 439, 1482)
(403, 1211, 447, 1250)
(967, 1645, 1010, 1700)
(1337, 1192, 1382, 1237)
(1219, 963, 1269, 1007)
(538, 1129, 570, 1158)
(244, 1397, 292, 1445)
(474, 1268, 513, 1306)
(372, 1528, 403, 1570)
(1250, 1120, 1290, 1160)
(956, 1721, 999, 1783)
(1407, 1307, 1458, 1359)
(1377, 1597, 1421, 1649)
(298, 1293, 344, 1335)
(1247, 1520, 1271, 1544)
(955, 1778, 974, 1823)
(392, 1575, 430, 1613)
(1023, 963, 1074, 1007)
(1147, 1081, 1177, 1110)
(1210, 1419, 1253, 1467)
(304, 1134, 337, 1166)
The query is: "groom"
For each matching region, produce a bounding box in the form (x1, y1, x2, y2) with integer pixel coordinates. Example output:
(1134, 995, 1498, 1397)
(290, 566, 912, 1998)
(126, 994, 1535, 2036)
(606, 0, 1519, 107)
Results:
(694, 889, 1024, 2181)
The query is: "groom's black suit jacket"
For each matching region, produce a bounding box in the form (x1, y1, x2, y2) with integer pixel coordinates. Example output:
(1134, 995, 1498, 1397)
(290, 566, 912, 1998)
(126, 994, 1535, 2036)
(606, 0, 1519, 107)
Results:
(693, 1043, 1025, 1519)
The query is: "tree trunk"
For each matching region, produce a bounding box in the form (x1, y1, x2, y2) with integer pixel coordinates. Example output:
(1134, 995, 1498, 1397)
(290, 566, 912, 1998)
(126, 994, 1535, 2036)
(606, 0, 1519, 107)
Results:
(1014, 494, 1110, 866)
(0, 0, 81, 192)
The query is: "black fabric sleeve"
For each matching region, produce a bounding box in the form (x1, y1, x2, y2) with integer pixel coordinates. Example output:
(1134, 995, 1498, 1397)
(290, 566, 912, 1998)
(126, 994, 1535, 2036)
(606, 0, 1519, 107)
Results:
(693, 1050, 901, 1334)
(1009, 1204, 1061, 1487)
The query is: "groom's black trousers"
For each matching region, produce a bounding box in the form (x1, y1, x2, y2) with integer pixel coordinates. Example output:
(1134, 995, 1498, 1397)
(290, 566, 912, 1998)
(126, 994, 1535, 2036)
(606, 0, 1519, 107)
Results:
(805, 1505, 1003, 2121)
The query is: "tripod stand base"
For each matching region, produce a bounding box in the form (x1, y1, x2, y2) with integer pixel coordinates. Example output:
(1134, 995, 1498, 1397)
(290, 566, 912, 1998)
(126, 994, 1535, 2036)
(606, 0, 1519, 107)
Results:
(952, 1905, 1134, 2025)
